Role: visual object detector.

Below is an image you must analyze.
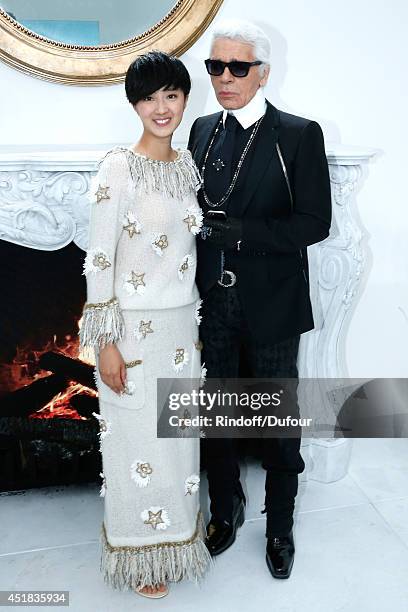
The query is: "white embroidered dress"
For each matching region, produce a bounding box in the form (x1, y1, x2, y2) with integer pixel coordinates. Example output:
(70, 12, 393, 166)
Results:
(79, 146, 210, 589)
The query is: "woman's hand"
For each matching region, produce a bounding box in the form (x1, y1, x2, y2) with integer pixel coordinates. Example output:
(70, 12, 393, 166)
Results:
(98, 343, 127, 395)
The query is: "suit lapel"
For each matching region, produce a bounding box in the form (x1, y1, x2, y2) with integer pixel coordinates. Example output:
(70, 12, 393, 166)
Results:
(234, 100, 280, 217)
(194, 112, 223, 171)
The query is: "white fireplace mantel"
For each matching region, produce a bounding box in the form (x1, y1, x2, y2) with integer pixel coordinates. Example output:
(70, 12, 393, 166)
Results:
(0, 143, 377, 483)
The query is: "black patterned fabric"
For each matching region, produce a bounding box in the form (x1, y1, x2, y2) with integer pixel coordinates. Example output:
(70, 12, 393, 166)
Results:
(200, 284, 305, 536)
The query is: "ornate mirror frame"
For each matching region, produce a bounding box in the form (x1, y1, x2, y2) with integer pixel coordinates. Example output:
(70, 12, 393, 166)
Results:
(0, 0, 223, 85)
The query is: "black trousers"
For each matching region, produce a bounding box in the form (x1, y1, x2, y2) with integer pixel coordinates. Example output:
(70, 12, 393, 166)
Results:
(200, 283, 306, 537)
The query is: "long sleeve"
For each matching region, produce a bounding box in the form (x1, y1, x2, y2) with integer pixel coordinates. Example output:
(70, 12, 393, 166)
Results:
(79, 151, 126, 351)
(242, 121, 332, 252)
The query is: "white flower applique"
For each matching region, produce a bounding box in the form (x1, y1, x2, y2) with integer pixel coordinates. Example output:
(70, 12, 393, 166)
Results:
(99, 472, 106, 497)
(194, 298, 203, 325)
(83, 248, 112, 275)
(141, 507, 171, 530)
(123, 380, 136, 395)
(123, 210, 141, 238)
(200, 363, 207, 388)
(130, 459, 153, 488)
(183, 206, 204, 235)
(172, 348, 189, 373)
(178, 254, 195, 280)
(134, 320, 154, 342)
(184, 474, 200, 495)
(92, 411, 112, 442)
(123, 270, 146, 295)
(151, 233, 169, 256)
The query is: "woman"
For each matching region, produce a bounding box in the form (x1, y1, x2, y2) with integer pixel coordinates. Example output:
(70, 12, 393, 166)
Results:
(79, 51, 211, 598)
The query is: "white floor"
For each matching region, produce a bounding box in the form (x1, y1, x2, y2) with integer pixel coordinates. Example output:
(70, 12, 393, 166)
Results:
(1, 439, 408, 612)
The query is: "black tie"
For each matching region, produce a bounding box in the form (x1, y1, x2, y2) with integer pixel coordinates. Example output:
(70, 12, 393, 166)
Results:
(204, 113, 239, 203)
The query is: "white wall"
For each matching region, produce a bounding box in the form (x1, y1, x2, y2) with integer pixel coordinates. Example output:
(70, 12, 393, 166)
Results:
(0, 0, 407, 378)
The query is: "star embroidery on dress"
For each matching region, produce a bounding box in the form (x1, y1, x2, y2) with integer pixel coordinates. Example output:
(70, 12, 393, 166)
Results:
(130, 459, 153, 487)
(135, 320, 154, 341)
(123, 211, 141, 238)
(183, 206, 204, 235)
(176, 407, 195, 438)
(124, 270, 146, 295)
(184, 474, 200, 495)
(151, 234, 169, 256)
(184, 214, 197, 231)
(141, 507, 170, 530)
(83, 248, 112, 275)
(95, 185, 110, 204)
(179, 408, 192, 430)
(178, 254, 195, 280)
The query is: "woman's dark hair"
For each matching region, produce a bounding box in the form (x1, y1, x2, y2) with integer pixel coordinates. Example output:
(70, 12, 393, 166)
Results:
(125, 50, 191, 105)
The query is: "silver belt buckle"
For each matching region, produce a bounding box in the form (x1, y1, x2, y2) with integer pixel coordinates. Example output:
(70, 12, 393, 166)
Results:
(218, 270, 236, 287)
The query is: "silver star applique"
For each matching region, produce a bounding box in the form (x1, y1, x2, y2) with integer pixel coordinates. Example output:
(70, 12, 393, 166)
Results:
(128, 271, 145, 290)
(183, 214, 197, 232)
(144, 509, 165, 530)
(123, 221, 140, 238)
(139, 320, 154, 339)
(95, 185, 110, 204)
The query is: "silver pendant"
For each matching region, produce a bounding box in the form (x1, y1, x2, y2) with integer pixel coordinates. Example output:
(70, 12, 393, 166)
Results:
(212, 158, 226, 172)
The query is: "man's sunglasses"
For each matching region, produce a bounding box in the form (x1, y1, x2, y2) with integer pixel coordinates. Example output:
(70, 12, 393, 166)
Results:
(205, 59, 263, 78)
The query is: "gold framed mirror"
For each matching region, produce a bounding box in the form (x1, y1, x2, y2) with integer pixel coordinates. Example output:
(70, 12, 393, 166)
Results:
(0, 0, 223, 85)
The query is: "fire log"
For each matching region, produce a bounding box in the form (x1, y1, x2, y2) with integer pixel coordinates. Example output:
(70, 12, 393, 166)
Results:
(70, 394, 99, 418)
(39, 351, 95, 390)
(0, 375, 68, 417)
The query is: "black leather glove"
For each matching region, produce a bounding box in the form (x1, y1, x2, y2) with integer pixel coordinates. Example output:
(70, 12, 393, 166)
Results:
(201, 216, 243, 250)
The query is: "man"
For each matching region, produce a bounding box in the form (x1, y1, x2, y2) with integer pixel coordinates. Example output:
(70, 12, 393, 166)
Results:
(188, 19, 332, 579)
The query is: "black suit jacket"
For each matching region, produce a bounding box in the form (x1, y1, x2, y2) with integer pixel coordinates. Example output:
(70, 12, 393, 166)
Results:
(187, 100, 332, 344)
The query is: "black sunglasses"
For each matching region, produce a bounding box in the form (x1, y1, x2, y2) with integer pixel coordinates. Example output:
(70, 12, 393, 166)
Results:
(205, 59, 263, 78)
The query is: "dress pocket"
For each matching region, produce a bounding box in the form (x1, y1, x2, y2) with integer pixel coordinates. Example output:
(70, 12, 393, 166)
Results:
(94, 342, 145, 411)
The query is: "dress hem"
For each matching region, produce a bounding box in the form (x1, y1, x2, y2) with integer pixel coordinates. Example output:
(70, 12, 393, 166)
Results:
(99, 511, 213, 589)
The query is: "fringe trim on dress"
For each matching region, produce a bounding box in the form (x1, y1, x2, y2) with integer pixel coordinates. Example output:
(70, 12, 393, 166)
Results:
(100, 511, 213, 590)
(79, 297, 125, 350)
(98, 147, 202, 200)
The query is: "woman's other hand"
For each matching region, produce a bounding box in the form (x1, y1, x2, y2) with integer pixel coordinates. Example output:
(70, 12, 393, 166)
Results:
(98, 344, 127, 395)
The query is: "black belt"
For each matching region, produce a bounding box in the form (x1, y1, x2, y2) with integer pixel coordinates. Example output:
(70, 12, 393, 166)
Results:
(218, 250, 272, 288)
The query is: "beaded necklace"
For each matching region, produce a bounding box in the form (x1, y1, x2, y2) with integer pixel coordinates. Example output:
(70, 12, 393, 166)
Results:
(200, 114, 265, 208)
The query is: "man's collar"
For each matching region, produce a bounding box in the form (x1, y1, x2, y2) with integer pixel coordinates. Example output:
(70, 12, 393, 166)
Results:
(222, 88, 267, 130)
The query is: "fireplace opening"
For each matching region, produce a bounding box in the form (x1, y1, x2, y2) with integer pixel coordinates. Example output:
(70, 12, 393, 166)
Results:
(0, 239, 101, 492)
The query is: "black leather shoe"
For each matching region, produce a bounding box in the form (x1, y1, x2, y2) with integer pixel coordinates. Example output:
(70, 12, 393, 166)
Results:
(205, 496, 245, 556)
(266, 530, 295, 579)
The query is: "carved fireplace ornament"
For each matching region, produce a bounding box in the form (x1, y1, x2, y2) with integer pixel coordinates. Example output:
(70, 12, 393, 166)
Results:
(0, 0, 224, 85)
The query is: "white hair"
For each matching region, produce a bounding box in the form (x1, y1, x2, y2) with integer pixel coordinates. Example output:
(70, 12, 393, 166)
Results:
(210, 19, 271, 76)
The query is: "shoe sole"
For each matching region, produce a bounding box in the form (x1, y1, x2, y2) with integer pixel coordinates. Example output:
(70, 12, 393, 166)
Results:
(209, 504, 245, 557)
